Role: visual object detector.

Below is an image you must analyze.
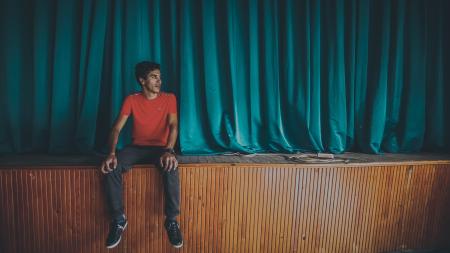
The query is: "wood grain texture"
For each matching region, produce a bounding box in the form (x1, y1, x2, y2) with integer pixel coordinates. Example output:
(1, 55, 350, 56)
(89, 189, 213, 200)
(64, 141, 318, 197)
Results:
(0, 163, 449, 253)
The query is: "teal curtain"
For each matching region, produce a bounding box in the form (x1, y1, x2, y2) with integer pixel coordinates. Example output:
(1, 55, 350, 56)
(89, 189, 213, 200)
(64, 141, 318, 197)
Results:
(1, 0, 449, 154)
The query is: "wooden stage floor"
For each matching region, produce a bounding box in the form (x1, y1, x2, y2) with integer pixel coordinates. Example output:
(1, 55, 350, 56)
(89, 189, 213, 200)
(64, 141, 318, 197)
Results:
(1, 152, 449, 253)
(0, 152, 449, 166)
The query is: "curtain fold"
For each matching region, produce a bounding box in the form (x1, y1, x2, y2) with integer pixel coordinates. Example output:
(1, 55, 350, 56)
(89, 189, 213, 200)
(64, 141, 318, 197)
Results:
(1, 0, 449, 154)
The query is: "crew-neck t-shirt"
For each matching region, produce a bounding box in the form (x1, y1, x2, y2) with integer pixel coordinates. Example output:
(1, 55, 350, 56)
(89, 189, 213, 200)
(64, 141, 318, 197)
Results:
(119, 92, 177, 146)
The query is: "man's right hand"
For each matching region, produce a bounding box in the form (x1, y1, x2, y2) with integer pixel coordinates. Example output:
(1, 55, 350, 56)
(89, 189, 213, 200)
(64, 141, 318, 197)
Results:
(100, 154, 118, 174)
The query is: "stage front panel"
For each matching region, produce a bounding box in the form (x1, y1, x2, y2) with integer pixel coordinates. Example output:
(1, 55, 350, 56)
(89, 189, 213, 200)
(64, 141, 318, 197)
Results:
(1, 163, 449, 253)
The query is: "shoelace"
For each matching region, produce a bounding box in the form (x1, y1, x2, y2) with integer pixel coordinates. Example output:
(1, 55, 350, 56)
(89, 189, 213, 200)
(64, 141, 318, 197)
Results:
(167, 222, 178, 231)
(111, 222, 125, 230)
(166, 222, 180, 238)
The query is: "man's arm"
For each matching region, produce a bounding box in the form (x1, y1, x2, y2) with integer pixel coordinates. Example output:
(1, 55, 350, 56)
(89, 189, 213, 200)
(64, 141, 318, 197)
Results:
(165, 113, 178, 149)
(100, 114, 129, 174)
(160, 113, 178, 171)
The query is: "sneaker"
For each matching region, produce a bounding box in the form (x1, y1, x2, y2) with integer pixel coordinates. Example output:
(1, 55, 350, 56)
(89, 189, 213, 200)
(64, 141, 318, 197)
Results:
(106, 219, 128, 249)
(165, 219, 183, 248)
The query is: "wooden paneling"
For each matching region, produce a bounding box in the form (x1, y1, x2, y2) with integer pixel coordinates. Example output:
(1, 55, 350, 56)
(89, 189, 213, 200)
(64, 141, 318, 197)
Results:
(1, 163, 450, 253)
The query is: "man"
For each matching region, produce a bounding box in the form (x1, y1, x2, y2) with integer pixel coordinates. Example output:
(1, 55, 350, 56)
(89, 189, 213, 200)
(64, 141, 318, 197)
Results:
(100, 61, 183, 249)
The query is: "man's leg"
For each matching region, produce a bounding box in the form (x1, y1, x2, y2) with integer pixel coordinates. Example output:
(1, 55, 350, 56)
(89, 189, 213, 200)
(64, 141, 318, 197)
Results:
(161, 169, 181, 219)
(104, 145, 142, 221)
(153, 149, 183, 248)
(151, 150, 180, 219)
(103, 145, 147, 248)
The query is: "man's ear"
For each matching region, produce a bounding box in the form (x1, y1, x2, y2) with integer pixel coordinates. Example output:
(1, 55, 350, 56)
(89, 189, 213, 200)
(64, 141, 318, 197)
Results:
(138, 77, 145, 85)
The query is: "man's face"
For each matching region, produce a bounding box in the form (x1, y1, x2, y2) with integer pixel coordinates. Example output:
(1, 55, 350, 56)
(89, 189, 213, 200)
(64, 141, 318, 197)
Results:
(140, 69, 162, 93)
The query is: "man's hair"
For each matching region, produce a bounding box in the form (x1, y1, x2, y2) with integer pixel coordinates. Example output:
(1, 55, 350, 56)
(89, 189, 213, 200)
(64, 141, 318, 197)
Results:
(135, 61, 160, 84)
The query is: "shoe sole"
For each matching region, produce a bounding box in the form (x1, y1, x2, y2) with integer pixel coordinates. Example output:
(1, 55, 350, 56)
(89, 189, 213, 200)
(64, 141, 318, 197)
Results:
(172, 241, 183, 249)
(106, 222, 128, 249)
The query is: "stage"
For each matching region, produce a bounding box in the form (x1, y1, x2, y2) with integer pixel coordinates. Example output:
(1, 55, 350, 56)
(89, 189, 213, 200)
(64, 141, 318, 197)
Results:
(1, 152, 449, 253)
(1, 152, 449, 166)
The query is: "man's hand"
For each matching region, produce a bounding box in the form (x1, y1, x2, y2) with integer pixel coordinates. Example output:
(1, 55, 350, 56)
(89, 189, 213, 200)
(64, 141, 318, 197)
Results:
(160, 152, 178, 172)
(100, 154, 118, 174)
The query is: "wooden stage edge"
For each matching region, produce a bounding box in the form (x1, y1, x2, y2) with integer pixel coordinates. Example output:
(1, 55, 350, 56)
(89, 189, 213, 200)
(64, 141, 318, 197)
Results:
(177, 160, 450, 168)
(0, 152, 449, 167)
(1, 153, 450, 253)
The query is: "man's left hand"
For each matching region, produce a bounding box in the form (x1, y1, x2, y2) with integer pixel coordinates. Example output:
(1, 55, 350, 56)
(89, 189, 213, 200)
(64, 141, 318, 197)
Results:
(160, 152, 178, 171)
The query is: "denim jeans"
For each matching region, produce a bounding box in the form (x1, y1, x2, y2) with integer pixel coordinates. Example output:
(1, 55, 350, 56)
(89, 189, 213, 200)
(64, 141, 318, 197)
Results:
(103, 145, 180, 221)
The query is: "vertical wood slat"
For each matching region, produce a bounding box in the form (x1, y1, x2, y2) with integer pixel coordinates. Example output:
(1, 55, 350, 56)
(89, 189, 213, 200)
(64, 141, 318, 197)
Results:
(0, 163, 450, 253)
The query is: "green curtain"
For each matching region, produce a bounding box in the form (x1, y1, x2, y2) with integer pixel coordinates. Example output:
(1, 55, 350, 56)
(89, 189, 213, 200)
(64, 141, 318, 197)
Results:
(0, 0, 449, 155)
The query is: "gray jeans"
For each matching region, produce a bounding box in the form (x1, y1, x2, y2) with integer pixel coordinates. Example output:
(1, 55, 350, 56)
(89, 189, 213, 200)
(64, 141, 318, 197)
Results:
(103, 145, 180, 221)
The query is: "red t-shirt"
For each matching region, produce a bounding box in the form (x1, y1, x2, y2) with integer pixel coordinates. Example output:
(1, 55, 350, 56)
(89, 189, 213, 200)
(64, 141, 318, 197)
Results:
(120, 92, 177, 146)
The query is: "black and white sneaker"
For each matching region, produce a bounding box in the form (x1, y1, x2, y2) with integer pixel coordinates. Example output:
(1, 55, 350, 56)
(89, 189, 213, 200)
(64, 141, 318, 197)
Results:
(106, 219, 128, 249)
(165, 219, 183, 248)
